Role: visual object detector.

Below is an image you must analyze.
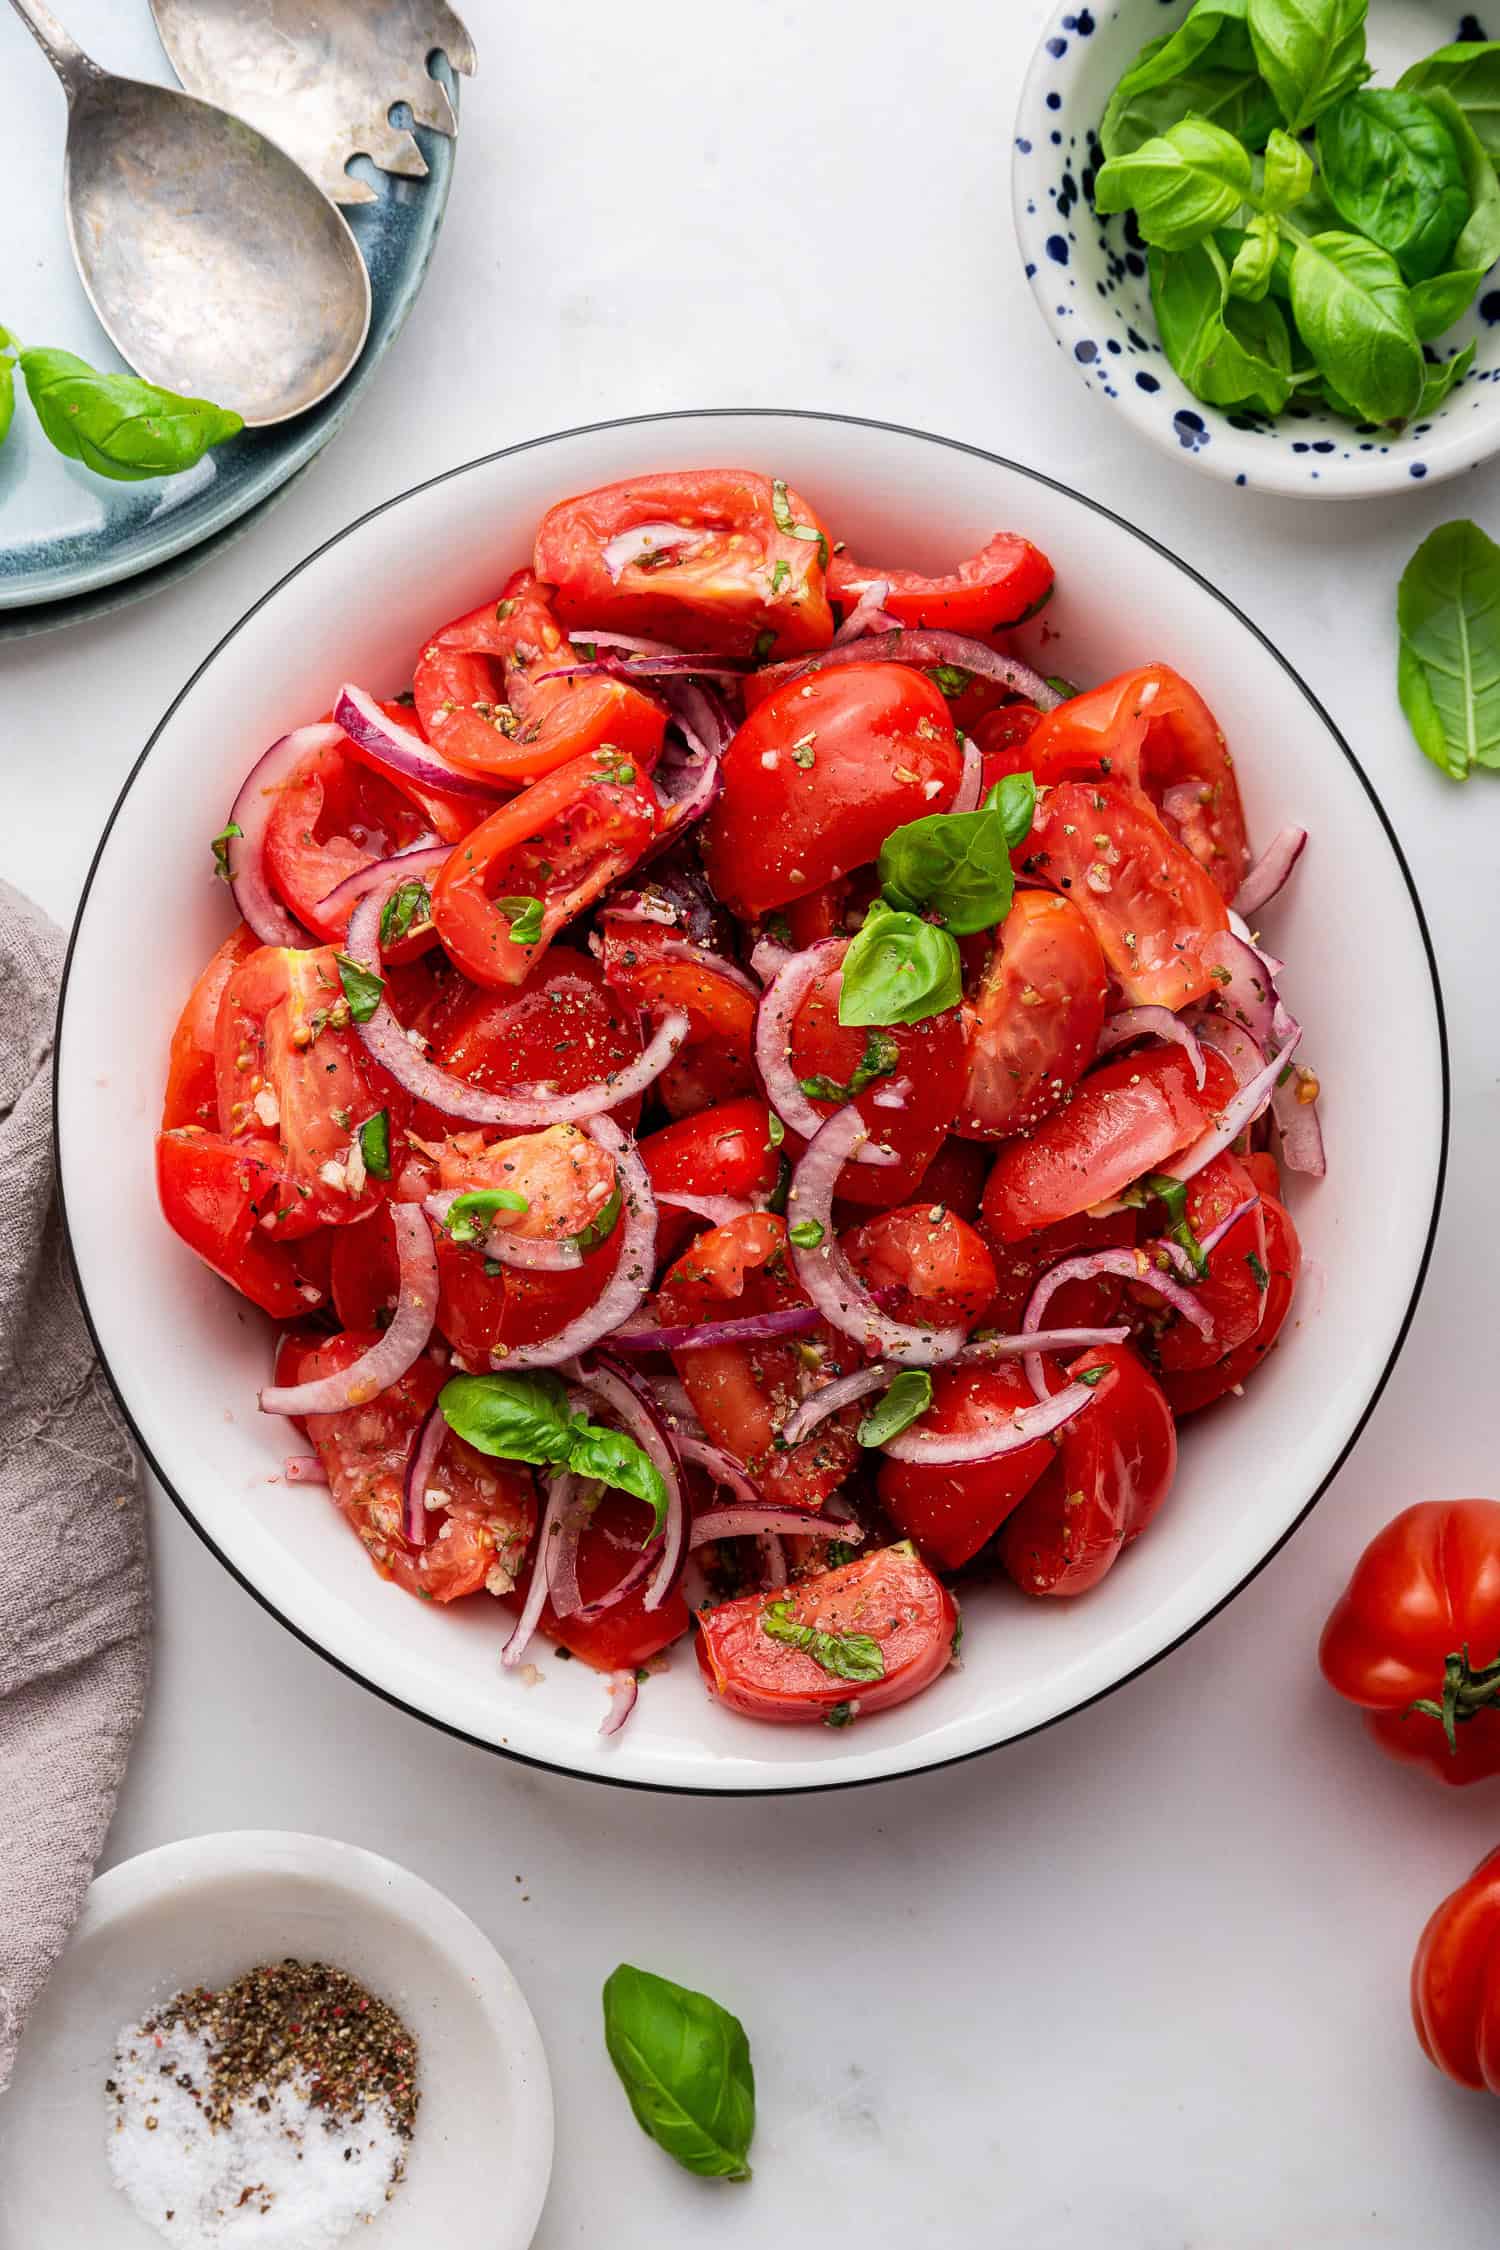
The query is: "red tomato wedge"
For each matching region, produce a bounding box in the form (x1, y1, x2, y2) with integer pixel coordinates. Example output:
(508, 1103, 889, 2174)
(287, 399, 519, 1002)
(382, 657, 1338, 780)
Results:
(828, 531, 1054, 636)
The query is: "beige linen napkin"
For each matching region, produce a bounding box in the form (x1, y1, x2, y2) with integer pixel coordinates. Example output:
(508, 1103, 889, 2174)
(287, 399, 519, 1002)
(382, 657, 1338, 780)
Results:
(0, 879, 150, 2091)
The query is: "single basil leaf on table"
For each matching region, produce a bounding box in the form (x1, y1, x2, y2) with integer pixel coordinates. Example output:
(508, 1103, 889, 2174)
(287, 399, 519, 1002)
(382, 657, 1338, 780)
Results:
(1396, 518, 1500, 778)
(1398, 42, 1500, 162)
(1228, 213, 1281, 299)
(602, 1965, 755, 2183)
(1259, 125, 1314, 212)
(1287, 231, 1424, 423)
(1316, 90, 1468, 281)
(1095, 115, 1254, 251)
(1100, 0, 1279, 159)
(18, 348, 242, 482)
(1247, 0, 1370, 133)
(1421, 88, 1500, 279)
(761, 1598, 887, 1682)
(1415, 339, 1476, 415)
(836, 902, 962, 1028)
(1149, 239, 1295, 412)
(858, 1368, 933, 1448)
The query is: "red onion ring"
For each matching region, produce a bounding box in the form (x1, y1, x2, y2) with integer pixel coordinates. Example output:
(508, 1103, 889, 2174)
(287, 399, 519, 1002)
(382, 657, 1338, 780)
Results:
(334, 684, 507, 801)
(689, 1505, 865, 1547)
(490, 1115, 657, 1370)
(316, 839, 452, 933)
(1021, 1247, 1212, 1401)
(752, 939, 895, 1165)
(1198, 1193, 1261, 1257)
(535, 654, 747, 684)
(958, 1325, 1130, 1362)
(1194, 1014, 1266, 1089)
(658, 678, 736, 760)
(759, 1533, 789, 1588)
(569, 1357, 686, 1612)
(609, 1302, 822, 1354)
(1096, 1006, 1206, 1088)
(657, 1190, 756, 1228)
(600, 1670, 639, 1737)
(546, 1468, 653, 1624)
(1272, 1063, 1327, 1178)
(879, 1378, 1098, 1464)
(224, 722, 340, 945)
(602, 523, 709, 580)
(788, 1106, 967, 1366)
(346, 882, 691, 1126)
(675, 1433, 759, 1506)
(503, 1469, 574, 1669)
(423, 1188, 586, 1273)
(1170, 1025, 1303, 1184)
(1201, 929, 1277, 1046)
(283, 1453, 327, 1485)
(644, 754, 723, 855)
(760, 628, 1063, 709)
(832, 580, 893, 643)
(647, 937, 761, 1004)
(401, 1396, 449, 1547)
(1235, 826, 1307, 917)
(260, 1204, 439, 1416)
(949, 731, 984, 814)
(777, 1362, 892, 1447)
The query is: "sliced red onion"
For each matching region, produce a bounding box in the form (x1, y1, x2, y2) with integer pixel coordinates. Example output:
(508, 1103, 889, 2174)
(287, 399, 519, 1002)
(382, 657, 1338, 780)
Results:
(869, 1078, 911, 1111)
(675, 1433, 759, 1507)
(600, 1671, 639, 1737)
(570, 1357, 686, 1612)
(316, 839, 452, 933)
(1199, 1193, 1261, 1257)
(647, 937, 761, 1003)
(879, 1378, 1098, 1464)
(346, 879, 690, 1125)
(546, 1469, 653, 1624)
(1194, 1013, 1266, 1089)
(788, 1107, 966, 1367)
(334, 684, 506, 801)
(1272, 1062, 1327, 1177)
(424, 1188, 585, 1272)
(260, 1204, 439, 1415)
(224, 722, 341, 945)
(610, 1302, 822, 1353)
(759, 1532, 789, 1588)
(602, 522, 708, 580)
(645, 754, 722, 854)
(833, 579, 892, 643)
(1235, 826, 1308, 917)
(749, 935, 794, 983)
(1097, 1006, 1206, 1088)
(690, 1505, 864, 1547)
(566, 626, 688, 655)
(659, 677, 736, 760)
(959, 1325, 1129, 1363)
(753, 939, 894, 1166)
(948, 731, 984, 814)
(1021, 1246, 1211, 1401)
(604, 894, 679, 928)
(777, 1362, 892, 1447)
(762, 628, 1063, 709)
(401, 1396, 449, 1547)
(503, 1470, 574, 1669)
(491, 1116, 657, 1370)
(1201, 929, 1277, 1045)
(658, 1190, 756, 1228)
(647, 1372, 702, 1431)
(535, 654, 746, 685)
(1170, 1025, 1303, 1184)
(283, 1453, 327, 1485)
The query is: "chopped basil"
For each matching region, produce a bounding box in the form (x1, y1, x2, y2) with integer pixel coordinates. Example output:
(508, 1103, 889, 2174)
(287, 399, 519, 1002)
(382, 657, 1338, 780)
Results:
(932, 663, 972, 697)
(572, 1180, 623, 1254)
(823, 1540, 858, 1569)
(211, 821, 242, 882)
(788, 1218, 826, 1250)
(601, 1965, 755, 2182)
(335, 952, 384, 1023)
(824, 1701, 857, 1729)
(499, 894, 544, 946)
(769, 559, 790, 595)
(858, 1368, 933, 1447)
(1045, 675, 1082, 700)
(357, 1109, 392, 1181)
(1246, 1249, 1271, 1289)
(766, 1113, 786, 1148)
(1144, 1171, 1207, 1277)
(1076, 1363, 1113, 1387)
(445, 1186, 529, 1244)
(790, 735, 817, 769)
(770, 478, 830, 569)
(761, 1598, 886, 1683)
(752, 628, 776, 663)
(441, 1369, 668, 1539)
(836, 901, 962, 1029)
(379, 879, 431, 949)
(797, 1027, 901, 1104)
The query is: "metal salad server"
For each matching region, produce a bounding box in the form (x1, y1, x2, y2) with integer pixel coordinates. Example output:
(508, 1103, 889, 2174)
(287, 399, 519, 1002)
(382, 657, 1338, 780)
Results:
(148, 0, 477, 208)
(6, 0, 372, 427)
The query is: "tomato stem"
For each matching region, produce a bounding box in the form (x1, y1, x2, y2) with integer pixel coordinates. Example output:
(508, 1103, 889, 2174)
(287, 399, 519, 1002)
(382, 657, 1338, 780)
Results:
(1406, 1644, 1500, 1753)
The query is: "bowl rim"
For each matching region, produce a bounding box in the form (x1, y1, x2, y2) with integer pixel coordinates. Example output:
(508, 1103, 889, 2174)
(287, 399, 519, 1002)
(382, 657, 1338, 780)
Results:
(1011, 0, 1495, 499)
(54, 405, 1451, 1796)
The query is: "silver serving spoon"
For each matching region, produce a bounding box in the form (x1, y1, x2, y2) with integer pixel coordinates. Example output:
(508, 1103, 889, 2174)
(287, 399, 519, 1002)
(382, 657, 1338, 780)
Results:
(7, 0, 372, 427)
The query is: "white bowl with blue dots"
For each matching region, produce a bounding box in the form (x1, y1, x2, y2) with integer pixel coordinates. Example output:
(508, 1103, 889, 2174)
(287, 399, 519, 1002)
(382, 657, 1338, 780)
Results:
(1014, 0, 1500, 496)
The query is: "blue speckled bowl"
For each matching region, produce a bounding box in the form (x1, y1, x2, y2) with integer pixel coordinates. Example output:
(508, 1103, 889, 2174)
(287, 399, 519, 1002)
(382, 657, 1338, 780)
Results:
(1013, 1, 1500, 496)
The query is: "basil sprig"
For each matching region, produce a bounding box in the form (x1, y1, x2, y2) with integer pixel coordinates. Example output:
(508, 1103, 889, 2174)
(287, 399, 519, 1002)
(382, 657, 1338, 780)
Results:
(440, 1371, 667, 1537)
(761, 1598, 886, 1683)
(602, 1966, 755, 2182)
(858, 1369, 933, 1448)
(10, 343, 241, 481)
(1396, 518, 1500, 779)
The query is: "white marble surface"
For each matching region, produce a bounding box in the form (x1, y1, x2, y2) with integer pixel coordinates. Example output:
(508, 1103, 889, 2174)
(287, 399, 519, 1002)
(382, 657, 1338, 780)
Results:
(4, 1, 1500, 2240)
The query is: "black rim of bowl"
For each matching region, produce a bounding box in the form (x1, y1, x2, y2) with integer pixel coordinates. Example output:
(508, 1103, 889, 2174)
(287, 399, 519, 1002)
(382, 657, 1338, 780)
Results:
(53, 406, 1451, 1797)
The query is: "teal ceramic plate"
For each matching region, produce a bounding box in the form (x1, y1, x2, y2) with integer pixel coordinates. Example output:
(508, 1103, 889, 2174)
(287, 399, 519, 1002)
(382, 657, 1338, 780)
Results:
(0, 7, 459, 636)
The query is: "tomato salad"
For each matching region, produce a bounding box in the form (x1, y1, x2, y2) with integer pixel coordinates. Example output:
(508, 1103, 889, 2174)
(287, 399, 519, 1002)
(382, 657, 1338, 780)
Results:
(158, 467, 1324, 1739)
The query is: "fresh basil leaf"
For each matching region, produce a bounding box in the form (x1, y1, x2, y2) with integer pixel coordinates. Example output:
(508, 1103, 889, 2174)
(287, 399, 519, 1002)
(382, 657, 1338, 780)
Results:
(1101, 0, 1279, 160)
(1415, 338, 1476, 413)
(1150, 239, 1296, 411)
(1076, 1363, 1113, 1387)
(770, 478, 829, 570)
(878, 779, 1032, 935)
(1396, 518, 1500, 778)
(1407, 267, 1487, 342)
(1260, 125, 1314, 212)
(1247, 0, 1370, 133)
(211, 820, 242, 882)
(1288, 230, 1424, 422)
(787, 1218, 826, 1249)
(357, 1109, 392, 1182)
(766, 1112, 786, 1147)
(571, 1180, 623, 1254)
(1096, 115, 1254, 251)
(0, 353, 14, 451)
(444, 1186, 529, 1244)
(836, 903, 962, 1028)
(1316, 90, 1467, 281)
(932, 663, 971, 696)
(858, 1369, 933, 1447)
(602, 1965, 755, 2183)
(1399, 42, 1500, 163)
(983, 769, 1038, 849)
(335, 952, 384, 1023)
(379, 879, 431, 949)
(797, 1027, 901, 1103)
(1228, 212, 1281, 298)
(441, 1370, 576, 1466)
(498, 894, 544, 946)
(1144, 1169, 1208, 1274)
(18, 348, 242, 482)
(761, 1598, 887, 1683)
(1422, 88, 1500, 278)
(566, 1421, 668, 1538)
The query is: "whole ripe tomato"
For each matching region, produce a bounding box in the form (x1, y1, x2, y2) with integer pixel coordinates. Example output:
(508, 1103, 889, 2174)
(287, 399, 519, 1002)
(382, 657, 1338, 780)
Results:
(637, 1096, 784, 1265)
(430, 747, 658, 987)
(700, 664, 963, 918)
(275, 1331, 536, 1603)
(533, 469, 835, 657)
(653, 1213, 861, 1510)
(827, 531, 1054, 636)
(1161, 1188, 1301, 1415)
(997, 1341, 1176, 1597)
(414, 946, 645, 1139)
(957, 890, 1107, 1141)
(263, 731, 444, 947)
(162, 924, 258, 1131)
(1026, 780, 1231, 1011)
(1022, 666, 1249, 901)
(413, 570, 665, 783)
(981, 1045, 1237, 1242)
(978, 1207, 1139, 1334)
(1412, 1847, 1500, 2091)
(157, 1130, 331, 1317)
(598, 911, 758, 1114)
(1319, 1501, 1500, 1786)
(695, 1543, 957, 1724)
(1148, 1150, 1266, 1374)
(843, 1203, 997, 1331)
(876, 1360, 1059, 1570)
(213, 944, 409, 1226)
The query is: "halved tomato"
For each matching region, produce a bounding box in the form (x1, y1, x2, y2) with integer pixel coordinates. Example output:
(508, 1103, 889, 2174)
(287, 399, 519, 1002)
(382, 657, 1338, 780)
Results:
(263, 730, 444, 946)
(876, 1361, 1059, 1569)
(598, 912, 758, 1116)
(997, 1341, 1176, 1598)
(828, 531, 1053, 636)
(163, 923, 258, 1131)
(956, 890, 1107, 1142)
(157, 1129, 331, 1316)
(416, 946, 645, 1139)
(1148, 1150, 1266, 1375)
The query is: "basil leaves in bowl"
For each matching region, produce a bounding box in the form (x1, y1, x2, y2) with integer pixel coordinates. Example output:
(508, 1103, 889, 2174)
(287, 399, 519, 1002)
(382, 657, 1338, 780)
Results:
(1014, 2, 1500, 496)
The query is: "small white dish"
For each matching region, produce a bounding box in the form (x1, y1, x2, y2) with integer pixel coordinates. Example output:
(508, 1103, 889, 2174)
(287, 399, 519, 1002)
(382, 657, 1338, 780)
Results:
(55, 409, 1446, 1793)
(1014, 0, 1500, 497)
(0, 1832, 553, 2249)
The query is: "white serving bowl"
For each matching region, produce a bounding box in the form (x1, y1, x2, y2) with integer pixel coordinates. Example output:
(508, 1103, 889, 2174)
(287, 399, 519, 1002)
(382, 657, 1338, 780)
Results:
(1014, 1, 1500, 497)
(0, 1832, 553, 2247)
(55, 410, 1446, 1792)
